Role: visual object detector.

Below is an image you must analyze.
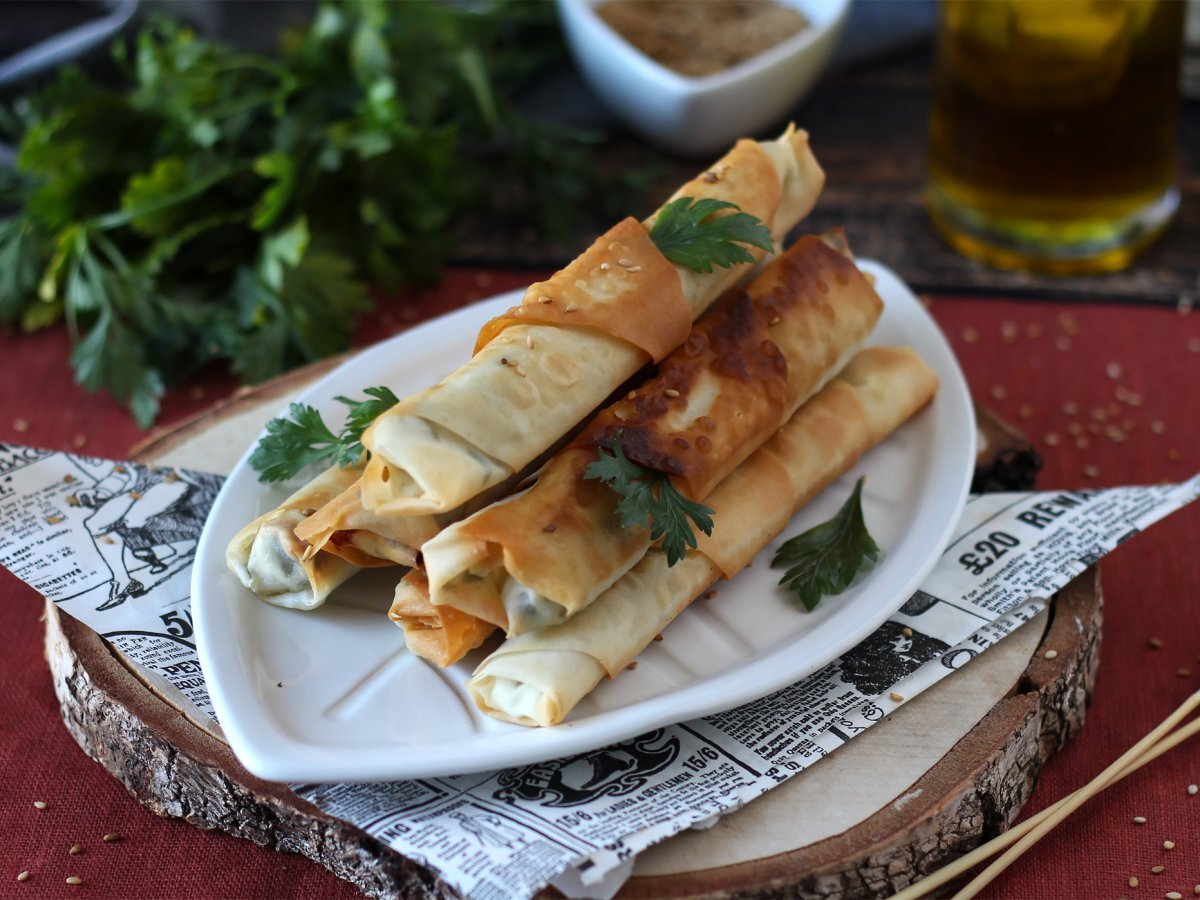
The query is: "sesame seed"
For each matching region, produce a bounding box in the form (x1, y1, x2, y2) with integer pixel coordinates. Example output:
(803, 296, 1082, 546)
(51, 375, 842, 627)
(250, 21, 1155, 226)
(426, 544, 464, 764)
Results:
(564, 304, 577, 313)
(542, 523, 557, 533)
(664, 389, 680, 398)
(1044, 650, 1059, 660)
(102, 833, 121, 844)
(1063, 401, 1080, 415)
(889, 692, 905, 702)
(991, 385, 1007, 400)
(1130, 876, 1140, 888)
(1169, 893, 1183, 900)
(1056, 337, 1072, 351)
(599, 262, 610, 271)
(1019, 403, 1034, 419)
(1091, 407, 1108, 422)
(69, 844, 83, 856)
(17, 871, 29, 882)
(902, 627, 913, 637)
(1152, 865, 1165, 873)
(1106, 363, 1123, 379)
(1044, 433, 1061, 446)
(1001, 321, 1018, 341)
(1134, 816, 1148, 824)
(514, 366, 526, 378)
(1026, 323, 1042, 338)
(1177, 668, 1192, 678)
(1193, 886, 1199, 896)
(654, 634, 664, 641)
(961, 327, 979, 343)
(71, 432, 87, 446)
(66, 876, 83, 885)
(704, 590, 718, 600)
(13, 418, 29, 433)
(626, 391, 637, 400)
(702, 171, 719, 183)
(618, 258, 634, 267)
(1168, 448, 1182, 461)
(1165, 840, 1176, 850)
(1068, 422, 1084, 435)
(1075, 436, 1090, 449)
(1151, 420, 1166, 435)
(45, 515, 63, 524)
(1178, 297, 1194, 316)
(608, 241, 622, 251)
(33, 801, 47, 810)
(628, 266, 642, 273)
(769, 316, 781, 325)
(1188, 337, 1200, 354)
(526, 335, 535, 349)
(537, 294, 552, 304)
(627, 661, 638, 670)
(1188, 784, 1197, 795)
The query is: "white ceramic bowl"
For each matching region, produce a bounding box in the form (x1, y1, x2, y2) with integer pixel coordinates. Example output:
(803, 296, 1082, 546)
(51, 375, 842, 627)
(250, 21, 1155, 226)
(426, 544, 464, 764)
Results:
(557, 0, 850, 156)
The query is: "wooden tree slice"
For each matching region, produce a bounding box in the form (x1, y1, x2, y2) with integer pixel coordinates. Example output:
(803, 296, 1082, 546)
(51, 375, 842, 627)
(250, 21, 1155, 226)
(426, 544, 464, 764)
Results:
(39, 365, 1098, 899)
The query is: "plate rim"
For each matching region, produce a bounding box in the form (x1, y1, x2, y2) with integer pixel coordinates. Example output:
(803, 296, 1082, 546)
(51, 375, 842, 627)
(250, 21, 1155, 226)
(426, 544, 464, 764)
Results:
(193, 259, 975, 782)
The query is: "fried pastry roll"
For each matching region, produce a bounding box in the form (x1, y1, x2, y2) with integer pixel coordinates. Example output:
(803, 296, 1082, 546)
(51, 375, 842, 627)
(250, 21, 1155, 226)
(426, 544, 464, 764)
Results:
(359, 126, 824, 516)
(468, 347, 940, 726)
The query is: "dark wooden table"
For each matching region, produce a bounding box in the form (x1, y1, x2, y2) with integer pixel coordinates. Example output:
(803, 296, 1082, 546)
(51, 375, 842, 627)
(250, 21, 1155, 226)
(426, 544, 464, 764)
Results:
(455, 46, 1200, 308)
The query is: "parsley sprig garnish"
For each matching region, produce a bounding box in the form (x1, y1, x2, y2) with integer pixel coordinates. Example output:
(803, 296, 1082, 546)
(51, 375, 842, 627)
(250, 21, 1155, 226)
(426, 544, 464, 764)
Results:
(649, 197, 774, 273)
(584, 433, 715, 566)
(771, 477, 881, 611)
(249, 386, 398, 482)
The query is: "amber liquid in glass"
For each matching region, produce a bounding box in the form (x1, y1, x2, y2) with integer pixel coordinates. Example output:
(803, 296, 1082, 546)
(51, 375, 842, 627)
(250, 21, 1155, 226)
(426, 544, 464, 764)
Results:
(926, 0, 1184, 274)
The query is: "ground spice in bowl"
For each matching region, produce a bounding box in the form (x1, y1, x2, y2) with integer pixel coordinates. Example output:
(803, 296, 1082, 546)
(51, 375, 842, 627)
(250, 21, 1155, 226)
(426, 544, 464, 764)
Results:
(595, 0, 810, 78)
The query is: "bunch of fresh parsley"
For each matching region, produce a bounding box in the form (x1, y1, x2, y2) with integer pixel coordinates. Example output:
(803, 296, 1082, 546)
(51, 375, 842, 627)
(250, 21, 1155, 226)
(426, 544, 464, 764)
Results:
(0, 1, 642, 426)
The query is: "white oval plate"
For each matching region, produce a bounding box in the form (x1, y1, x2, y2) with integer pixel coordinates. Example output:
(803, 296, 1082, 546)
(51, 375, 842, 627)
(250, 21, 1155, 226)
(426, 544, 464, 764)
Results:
(193, 261, 974, 783)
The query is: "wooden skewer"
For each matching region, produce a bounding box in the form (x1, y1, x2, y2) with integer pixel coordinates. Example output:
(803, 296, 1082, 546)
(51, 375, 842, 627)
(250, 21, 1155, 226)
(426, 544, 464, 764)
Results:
(889, 690, 1200, 900)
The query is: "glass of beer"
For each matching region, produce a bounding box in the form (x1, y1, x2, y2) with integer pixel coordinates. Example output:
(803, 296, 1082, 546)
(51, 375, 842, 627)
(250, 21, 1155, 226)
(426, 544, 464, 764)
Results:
(926, 0, 1185, 275)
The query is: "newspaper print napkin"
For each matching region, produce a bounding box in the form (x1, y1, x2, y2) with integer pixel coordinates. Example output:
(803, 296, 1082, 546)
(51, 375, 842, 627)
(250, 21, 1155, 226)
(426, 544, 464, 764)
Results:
(2, 443, 1197, 899)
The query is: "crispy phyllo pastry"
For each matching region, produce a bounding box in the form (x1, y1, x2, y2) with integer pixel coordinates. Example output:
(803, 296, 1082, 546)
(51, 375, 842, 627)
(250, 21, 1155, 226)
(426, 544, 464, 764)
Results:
(467, 347, 940, 726)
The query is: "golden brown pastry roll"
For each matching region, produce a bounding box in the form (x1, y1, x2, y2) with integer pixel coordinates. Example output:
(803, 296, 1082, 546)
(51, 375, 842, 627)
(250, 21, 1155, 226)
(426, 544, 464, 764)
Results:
(389, 569, 498, 669)
(467, 346, 940, 726)
(292, 477, 439, 568)
(422, 235, 883, 638)
(225, 466, 362, 611)
(358, 126, 825, 517)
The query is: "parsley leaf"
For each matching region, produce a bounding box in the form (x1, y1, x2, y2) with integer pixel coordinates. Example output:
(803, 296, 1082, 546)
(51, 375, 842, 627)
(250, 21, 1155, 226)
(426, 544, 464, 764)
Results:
(249, 385, 399, 482)
(584, 433, 715, 566)
(771, 477, 881, 611)
(649, 197, 774, 273)
(1, 4, 649, 427)
(333, 385, 400, 465)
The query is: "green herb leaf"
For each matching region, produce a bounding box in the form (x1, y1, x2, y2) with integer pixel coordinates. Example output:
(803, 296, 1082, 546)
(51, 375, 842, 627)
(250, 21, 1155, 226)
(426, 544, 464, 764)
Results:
(2, 3, 651, 428)
(331, 385, 400, 467)
(649, 197, 774, 273)
(584, 433, 715, 566)
(771, 477, 881, 611)
(249, 385, 399, 482)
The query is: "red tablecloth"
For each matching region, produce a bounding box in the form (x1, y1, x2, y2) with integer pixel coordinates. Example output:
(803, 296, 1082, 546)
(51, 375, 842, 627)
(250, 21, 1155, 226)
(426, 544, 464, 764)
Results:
(2, 272, 1198, 898)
